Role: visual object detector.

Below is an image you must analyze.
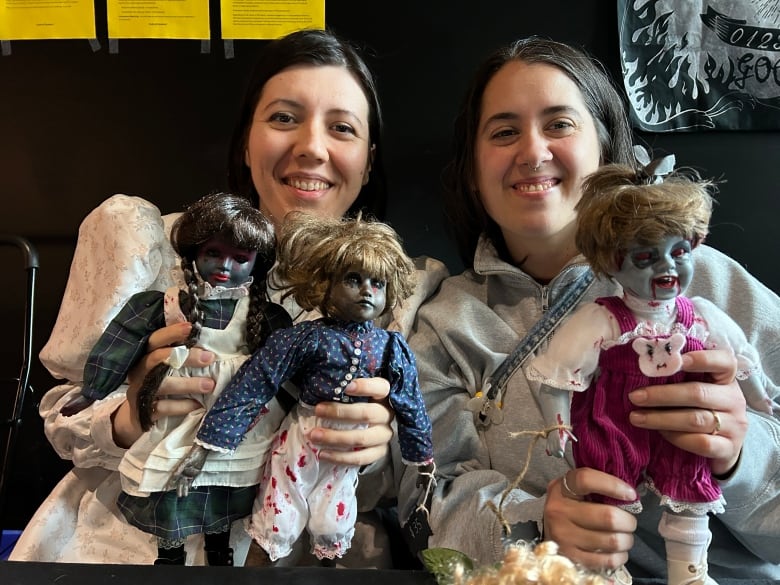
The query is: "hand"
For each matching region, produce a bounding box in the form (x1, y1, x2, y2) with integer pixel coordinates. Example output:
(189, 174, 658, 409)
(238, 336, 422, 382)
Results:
(628, 349, 747, 477)
(112, 322, 216, 448)
(310, 377, 394, 467)
(546, 426, 577, 459)
(543, 467, 637, 572)
(167, 445, 209, 497)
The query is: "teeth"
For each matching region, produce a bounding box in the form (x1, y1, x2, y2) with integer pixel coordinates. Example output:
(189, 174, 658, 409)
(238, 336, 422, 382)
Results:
(288, 178, 329, 191)
(515, 181, 554, 192)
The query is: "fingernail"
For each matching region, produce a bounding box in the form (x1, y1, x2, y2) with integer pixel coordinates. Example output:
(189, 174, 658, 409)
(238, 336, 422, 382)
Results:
(629, 411, 646, 426)
(629, 389, 647, 404)
(681, 354, 693, 368)
(199, 351, 214, 364)
(199, 379, 215, 392)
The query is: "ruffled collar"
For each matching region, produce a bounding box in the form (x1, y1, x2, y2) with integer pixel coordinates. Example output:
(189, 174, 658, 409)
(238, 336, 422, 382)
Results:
(197, 275, 253, 301)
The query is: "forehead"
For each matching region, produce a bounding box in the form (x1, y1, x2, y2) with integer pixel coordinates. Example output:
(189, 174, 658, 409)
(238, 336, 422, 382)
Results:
(258, 64, 370, 122)
(480, 61, 590, 121)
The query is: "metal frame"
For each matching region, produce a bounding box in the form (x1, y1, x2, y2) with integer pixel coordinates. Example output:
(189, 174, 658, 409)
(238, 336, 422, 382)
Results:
(0, 235, 38, 529)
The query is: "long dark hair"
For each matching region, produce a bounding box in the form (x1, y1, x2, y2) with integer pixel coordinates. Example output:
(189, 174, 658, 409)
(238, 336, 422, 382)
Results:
(227, 28, 387, 220)
(443, 36, 636, 268)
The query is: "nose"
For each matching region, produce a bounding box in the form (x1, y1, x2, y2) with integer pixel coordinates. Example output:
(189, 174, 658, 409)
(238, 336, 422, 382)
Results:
(514, 127, 551, 168)
(218, 256, 233, 272)
(294, 120, 328, 162)
(654, 253, 675, 273)
(359, 278, 373, 297)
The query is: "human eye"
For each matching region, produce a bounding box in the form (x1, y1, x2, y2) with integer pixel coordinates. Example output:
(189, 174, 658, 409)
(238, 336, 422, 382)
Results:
(489, 127, 518, 143)
(546, 118, 576, 135)
(269, 111, 296, 125)
(331, 122, 357, 136)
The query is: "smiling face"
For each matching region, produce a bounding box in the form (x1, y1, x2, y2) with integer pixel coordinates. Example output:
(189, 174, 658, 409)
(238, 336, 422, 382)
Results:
(615, 236, 694, 301)
(328, 264, 387, 323)
(474, 61, 601, 259)
(195, 237, 258, 288)
(243, 64, 374, 228)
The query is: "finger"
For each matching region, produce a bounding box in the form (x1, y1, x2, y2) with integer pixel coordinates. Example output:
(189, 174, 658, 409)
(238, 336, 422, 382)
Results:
(560, 471, 584, 500)
(318, 444, 388, 467)
(153, 397, 204, 419)
(569, 468, 637, 504)
(629, 402, 726, 435)
(680, 349, 737, 384)
(314, 399, 394, 425)
(146, 322, 193, 351)
(344, 377, 390, 400)
(629, 378, 739, 411)
(310, 421, 394, 452)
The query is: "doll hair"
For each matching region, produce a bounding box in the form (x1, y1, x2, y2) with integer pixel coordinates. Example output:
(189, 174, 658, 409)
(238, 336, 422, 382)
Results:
(575, 163, 714, 279)
(137, 193, 278, 431)
(169, 192, 277, 351)
(274, 211, 416, 317)
(448, 541, 607, 585)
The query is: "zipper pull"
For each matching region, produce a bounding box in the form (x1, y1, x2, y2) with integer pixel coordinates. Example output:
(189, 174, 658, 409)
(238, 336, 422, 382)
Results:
(541, 285, 550, 313)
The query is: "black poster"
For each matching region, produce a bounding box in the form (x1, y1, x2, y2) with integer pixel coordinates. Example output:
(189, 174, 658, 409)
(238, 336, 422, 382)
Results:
(618, 0, 780, 131)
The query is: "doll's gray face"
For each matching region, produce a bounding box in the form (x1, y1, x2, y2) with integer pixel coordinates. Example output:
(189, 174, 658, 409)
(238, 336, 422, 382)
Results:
(328, 264, 386, 323)
(615, 236, 693, 301)
(195, 237, 257, 289)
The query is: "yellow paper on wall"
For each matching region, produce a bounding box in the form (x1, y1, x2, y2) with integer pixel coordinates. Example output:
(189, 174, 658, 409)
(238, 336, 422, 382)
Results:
(107, 0, 210, 39)
(0, 0, 96, 40)
(221, 0, 324, 40)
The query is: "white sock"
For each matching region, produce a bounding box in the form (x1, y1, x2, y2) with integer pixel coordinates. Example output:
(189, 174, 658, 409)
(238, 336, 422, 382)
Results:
(658, 511, 710, 562)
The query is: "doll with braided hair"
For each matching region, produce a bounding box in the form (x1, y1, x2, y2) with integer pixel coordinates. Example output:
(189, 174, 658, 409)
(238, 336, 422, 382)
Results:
(525, 152, 777, 585)
(170, 211, 436, 564)
(62, 192, 291, 565)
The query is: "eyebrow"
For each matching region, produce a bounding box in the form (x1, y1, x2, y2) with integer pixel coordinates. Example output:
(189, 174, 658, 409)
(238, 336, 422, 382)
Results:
(482, 105, 583, 126)
(260, 98, 367, 129)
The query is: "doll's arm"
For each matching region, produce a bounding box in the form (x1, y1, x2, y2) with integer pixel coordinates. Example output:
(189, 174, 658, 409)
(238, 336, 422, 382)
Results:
(538, 384, 575, 458)
(166, 444, 209, 497)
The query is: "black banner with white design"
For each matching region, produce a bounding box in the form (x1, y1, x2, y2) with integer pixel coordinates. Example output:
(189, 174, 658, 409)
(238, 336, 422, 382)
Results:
(618, 0, 780, 131)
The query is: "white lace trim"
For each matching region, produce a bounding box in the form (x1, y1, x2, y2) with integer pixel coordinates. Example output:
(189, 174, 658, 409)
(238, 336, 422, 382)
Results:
(603, 320, 710, 350)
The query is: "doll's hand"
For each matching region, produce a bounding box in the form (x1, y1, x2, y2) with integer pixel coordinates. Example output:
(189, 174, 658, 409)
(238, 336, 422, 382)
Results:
(546, 426, 577, 459)
(543, 467, 637, 572)
(628, 348, 746, 477)
(112, 322, 216, 448)
(311, 377, 394, 467)
(168, 445, 209, 498)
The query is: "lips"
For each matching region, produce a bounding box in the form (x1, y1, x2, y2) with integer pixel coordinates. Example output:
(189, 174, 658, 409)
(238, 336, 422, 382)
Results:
(286, 177, 332, 191)
(653, 275, 678, 288)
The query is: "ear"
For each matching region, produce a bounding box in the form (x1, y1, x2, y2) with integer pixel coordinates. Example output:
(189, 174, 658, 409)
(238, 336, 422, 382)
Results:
(244, 148, 251, 168)
(362, 144, 376, 186)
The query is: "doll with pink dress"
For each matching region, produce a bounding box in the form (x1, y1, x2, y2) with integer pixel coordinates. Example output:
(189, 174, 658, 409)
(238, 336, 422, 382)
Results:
(525, 151, 777, 585)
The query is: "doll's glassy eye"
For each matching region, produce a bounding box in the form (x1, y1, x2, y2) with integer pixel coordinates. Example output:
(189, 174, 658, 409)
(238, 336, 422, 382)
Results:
(343, 272, 361, 286)
(371, 278, 386, 290)
(630, 250, 656, 268)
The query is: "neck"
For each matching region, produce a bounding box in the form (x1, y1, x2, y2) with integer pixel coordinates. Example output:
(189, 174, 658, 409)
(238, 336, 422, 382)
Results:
(503, 231, 579, 283)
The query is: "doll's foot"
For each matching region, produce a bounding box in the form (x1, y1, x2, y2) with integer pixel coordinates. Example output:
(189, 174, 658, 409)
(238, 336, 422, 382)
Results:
(604, 565, 632, 585)
(205, 547, 234, 566)
(154, 553, 186, 565)
(244, 540, 273, 567)
(667, 556, 718, 585)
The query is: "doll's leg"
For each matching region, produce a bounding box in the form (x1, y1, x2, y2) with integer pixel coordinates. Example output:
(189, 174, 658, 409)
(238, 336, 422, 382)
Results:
(306, 462, 358, 561)
(658, 511, 718, 585)
(204, 530, 233, 566)
(155, 537, 186, 565)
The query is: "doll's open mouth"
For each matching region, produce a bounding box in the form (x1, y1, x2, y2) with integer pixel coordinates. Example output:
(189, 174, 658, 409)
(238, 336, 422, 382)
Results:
(653, 275, 677, 288)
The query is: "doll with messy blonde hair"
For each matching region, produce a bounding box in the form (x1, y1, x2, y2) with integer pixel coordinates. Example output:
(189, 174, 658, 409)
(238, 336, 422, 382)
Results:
(525, 153, 776, 585)
(171, 211, 435, 564)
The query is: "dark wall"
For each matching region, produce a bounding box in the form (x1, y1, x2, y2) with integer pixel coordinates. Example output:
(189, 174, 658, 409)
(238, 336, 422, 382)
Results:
(0, 0, 777, 529)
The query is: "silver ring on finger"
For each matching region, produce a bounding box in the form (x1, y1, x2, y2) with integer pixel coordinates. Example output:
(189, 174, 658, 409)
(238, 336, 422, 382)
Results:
(561, 472, 581, 499)
(709, 409, 721, 436)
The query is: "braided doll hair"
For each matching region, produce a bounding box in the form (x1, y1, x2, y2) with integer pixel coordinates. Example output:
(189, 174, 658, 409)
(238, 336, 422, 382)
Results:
(137, 192, 277, 430)
(275, 211, 416, 318)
